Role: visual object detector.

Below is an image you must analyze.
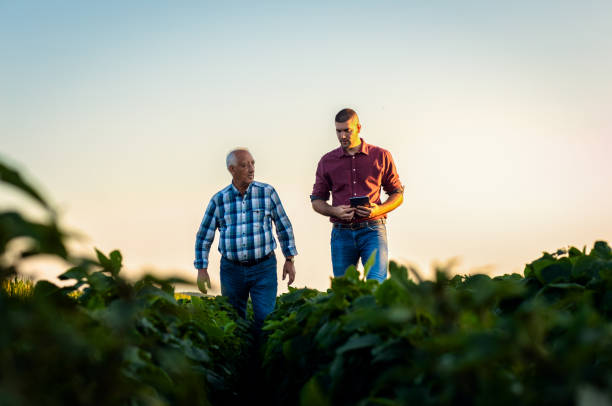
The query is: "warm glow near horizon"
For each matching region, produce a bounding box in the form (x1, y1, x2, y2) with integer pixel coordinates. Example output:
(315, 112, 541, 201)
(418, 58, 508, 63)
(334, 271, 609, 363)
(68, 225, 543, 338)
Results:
(2, 1, 611, 294)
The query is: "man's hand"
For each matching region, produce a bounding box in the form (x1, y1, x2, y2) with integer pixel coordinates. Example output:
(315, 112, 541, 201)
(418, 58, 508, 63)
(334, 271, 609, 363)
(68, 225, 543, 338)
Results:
(333, 205, 355, 221)
(282, 260, 296, 286)
(197, 268, 211, 294)
(355, 203, 379, 218)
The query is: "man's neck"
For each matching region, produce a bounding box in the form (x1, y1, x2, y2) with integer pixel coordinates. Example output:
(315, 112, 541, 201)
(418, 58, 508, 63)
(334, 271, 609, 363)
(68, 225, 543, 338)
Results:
(232, 180, 251, 195)
(344, 139, 362, 156)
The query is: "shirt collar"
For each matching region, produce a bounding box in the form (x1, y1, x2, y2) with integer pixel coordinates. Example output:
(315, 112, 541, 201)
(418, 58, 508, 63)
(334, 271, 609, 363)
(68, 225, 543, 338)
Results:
(229, 180, 260, 197)
(229, 180, 261, 196)
(335, 138, 369, 157)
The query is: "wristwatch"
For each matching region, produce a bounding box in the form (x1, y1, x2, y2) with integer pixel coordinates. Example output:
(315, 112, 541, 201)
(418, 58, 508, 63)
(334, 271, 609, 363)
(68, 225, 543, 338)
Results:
(286, 256, 295, 263)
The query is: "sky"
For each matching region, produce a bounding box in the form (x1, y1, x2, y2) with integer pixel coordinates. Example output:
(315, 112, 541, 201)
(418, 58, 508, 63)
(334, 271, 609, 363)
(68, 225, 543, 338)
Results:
(1, 1, 611, 294)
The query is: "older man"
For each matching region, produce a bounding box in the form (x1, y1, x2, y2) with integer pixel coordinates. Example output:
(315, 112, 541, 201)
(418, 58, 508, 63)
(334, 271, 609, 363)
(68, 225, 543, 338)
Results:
(194, 148, 297, 330)
(311, 108, 403, 282)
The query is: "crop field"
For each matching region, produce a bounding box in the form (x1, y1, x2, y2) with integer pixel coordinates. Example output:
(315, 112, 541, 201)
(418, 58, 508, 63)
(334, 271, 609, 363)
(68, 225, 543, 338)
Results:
(2, 159, 612, 406)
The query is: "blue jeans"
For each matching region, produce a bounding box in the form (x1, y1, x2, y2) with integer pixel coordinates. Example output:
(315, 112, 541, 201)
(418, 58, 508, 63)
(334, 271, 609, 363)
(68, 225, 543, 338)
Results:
(220, 254, 277, 331)
(331, 222, 388, 282)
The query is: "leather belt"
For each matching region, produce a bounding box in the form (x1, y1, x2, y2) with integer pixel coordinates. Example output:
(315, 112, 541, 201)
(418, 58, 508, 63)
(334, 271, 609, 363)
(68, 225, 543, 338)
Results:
(333, 219, 386, 230)
(224, 251, 274, 267)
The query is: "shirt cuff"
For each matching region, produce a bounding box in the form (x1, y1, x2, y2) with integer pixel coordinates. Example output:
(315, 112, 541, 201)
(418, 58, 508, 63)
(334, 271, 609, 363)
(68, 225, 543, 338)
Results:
(386, 185, 404, 195)
(281, 246, 298, 258)
(194, 259, 208, 269)
(310, 194, 326, 202)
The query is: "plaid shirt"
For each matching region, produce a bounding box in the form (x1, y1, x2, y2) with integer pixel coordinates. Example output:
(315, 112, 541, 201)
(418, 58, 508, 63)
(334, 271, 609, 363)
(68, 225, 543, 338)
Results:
(194, 181, 298, 269)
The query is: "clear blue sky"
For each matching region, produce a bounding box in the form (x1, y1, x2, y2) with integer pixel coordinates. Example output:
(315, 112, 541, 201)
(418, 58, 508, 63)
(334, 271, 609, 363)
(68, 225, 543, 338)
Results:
(2, 1, 611, 293)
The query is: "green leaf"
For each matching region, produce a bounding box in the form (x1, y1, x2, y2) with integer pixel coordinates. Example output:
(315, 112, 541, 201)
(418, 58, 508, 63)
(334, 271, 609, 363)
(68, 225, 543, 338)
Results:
(388, 267, 415, 296)
(534, 258, 572, 284)
(592, 241, 612, 259)
(95, 248, 123, 276)
(58, 266, 89, 281)
(87, 272, 114, 294)
(95, 248, 113, 269)
(530, 257, 557, 274)
(190, 295, 206, 310)
(0, 212, 68, 258)
(344, 265, 360, 281)
(389, 261, 408, 281)
(137, 274, 187, 294)
(385, 307, 413, 323)
(572, 256, 600, 281)
(523, 264, 534, 278)
(600, 268, 612, 282)
(568, 246, 583, 257)
(0, 160, 51, 211)
(374, 280, 403, 306)
(33, 280, 60, 297)
(371, 338, 411, 364)
(182, 341, 211, 363)
(342, 309, 382, 332)
(314, 321, 341, 348)
(137, 316, 159, 335)
(223, 321, 237, 335)
(137, 285, 177, 305)
(300, 376, 331, 406)
(363, 249, 377, 280)
(546, 282, 585, 290)
(336, 334, 382, 355)
(109, 250, 123, 274)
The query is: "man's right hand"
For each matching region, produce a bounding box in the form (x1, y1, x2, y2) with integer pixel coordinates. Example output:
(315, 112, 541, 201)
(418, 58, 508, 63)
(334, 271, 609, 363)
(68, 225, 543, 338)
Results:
(197, 268, 211, 294)
(334, 205, 355, 221)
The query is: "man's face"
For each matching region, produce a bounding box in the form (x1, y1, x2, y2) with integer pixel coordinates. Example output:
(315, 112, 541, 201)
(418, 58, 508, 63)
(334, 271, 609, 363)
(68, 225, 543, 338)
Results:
(229, 151, 255, 186)
(335, 117, 361, 150)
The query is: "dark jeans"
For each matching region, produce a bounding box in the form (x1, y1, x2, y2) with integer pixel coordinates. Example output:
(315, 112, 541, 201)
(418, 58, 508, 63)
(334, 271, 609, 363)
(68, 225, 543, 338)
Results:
(331, 222, 388, 282)
(220, 254, 278, 331)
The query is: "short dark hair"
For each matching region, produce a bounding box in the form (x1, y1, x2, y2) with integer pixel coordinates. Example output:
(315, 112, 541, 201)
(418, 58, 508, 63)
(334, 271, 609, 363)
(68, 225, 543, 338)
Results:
(335, 108, 359, 123)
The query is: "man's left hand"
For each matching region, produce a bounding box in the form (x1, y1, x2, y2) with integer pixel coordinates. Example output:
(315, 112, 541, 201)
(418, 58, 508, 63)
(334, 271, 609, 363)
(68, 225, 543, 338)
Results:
(283, 260, 296, 286)
(355, 203, 379, 218)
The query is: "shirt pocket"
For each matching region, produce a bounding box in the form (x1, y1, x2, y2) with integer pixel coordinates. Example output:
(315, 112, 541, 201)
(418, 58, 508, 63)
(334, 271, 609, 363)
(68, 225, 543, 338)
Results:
(252, 209, 269, 231)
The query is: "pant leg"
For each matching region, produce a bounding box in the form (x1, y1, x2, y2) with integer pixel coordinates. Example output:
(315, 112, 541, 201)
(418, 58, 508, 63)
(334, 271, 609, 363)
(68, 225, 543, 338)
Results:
(220, 257, 249, 319)
(357, 223, 389, 282)
(330, 227, 361, 277)
(247, 254, 278, 331)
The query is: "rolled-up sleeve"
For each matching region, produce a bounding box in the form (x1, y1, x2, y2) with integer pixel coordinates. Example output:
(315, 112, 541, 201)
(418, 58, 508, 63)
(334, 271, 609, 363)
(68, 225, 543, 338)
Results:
(270, 188, 298, 258)
(310, 158, 331, 201)
(194, 198, 218, 269)
(381, 150, 403, 195)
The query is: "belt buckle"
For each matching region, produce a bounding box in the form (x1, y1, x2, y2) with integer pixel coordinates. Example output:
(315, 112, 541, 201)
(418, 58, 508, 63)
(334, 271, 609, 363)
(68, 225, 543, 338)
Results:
(242, 252, 271, 266)
(236, 257, 254, 266)
(359, 219, 381, 229)
(353, 220, 368, 229)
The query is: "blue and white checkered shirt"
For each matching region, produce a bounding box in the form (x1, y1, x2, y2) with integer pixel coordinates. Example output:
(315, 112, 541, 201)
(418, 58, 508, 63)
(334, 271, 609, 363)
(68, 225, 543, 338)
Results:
(194, 181, 298, 269)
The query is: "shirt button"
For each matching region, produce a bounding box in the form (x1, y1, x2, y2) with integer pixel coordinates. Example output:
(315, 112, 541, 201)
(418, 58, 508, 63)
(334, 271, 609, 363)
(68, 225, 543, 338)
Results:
(353, 181, 356, 184)
(353, 169, 355, 171)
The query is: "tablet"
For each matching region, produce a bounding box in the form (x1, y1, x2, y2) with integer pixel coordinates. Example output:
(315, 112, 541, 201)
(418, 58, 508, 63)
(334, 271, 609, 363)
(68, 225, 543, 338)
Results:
(349, 196, 370, 207)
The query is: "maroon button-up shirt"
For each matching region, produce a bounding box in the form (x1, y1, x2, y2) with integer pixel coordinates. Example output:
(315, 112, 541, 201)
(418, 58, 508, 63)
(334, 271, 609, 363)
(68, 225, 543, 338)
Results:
(311, 138, 403, 223)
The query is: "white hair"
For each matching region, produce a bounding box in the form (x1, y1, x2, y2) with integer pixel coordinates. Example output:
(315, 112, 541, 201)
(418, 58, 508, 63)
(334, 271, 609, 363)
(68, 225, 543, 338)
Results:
(226, 148, 250, 169)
